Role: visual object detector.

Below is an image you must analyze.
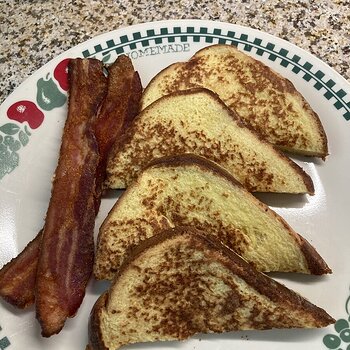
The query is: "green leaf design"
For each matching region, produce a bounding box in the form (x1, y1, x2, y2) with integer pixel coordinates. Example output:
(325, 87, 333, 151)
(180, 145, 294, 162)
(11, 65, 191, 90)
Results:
(102, 54, 111, 63)
(0, 143, 7, 154)
(24, 125, 31, 136)
(19, 130, 29, 146)
(323, 333, 341, 349)
(9, 140, 21, 152)
(0, 124, 31, 181)
(4, 135, 14, 146)
(0, 145, 19, 180)
(0, 123, 20, 135)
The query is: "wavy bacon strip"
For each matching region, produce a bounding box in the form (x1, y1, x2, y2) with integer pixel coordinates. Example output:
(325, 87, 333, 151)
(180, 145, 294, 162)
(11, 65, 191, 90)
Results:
(35, 58, 107, 337)
(0, 55, 142, 335)
(0, 60, 106, 312)
(0, 231, 42, 308)
(94, 55, 142, 204)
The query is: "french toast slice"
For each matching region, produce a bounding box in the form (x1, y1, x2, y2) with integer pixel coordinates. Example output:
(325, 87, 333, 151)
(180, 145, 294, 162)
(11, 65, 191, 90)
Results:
(140, 44, 328, 157)
(106, 88, 314, 194)
(94, 154, 330, 281)
(88, 227, 334, 350)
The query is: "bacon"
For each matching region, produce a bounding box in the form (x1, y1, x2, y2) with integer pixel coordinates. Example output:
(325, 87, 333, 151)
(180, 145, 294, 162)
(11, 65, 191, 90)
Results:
(0, 231, 42, 308)
(94, 55, 142, 205)
(0, 59, 106, 310)
(0, 55, 142, 336)
(35, 58, 107, 337)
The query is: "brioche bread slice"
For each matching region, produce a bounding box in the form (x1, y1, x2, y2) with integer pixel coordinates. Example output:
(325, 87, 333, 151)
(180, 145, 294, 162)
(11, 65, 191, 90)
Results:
(88, 227, 334, 350)
(95, 154, 330, 281)
(106, 88, 314, 194)
(141, 44, 328, 157)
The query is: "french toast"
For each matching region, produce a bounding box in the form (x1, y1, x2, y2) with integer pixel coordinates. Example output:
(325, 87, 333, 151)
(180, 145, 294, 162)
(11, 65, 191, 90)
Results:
(105, 88, 314, 194)
(94, 154, 330, 281)
(140, 44, 328, 157)
(88, 227, 334, 350)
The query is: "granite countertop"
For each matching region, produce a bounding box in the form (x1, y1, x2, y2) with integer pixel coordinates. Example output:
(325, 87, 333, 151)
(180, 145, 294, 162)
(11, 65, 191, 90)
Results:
(0, 0, 349, 104)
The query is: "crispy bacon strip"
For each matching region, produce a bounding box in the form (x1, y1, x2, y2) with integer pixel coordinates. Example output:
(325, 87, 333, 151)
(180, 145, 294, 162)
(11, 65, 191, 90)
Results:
(94, 55, 142, 204)
(0, 55, 142, 325)
(0, 60, 107, 311)
(35, 58, 107, 337)
(0, 231, 42, 308)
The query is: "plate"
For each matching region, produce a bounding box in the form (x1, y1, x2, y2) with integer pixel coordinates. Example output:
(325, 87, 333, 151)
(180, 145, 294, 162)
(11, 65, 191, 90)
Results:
(0, 19, 349, 350)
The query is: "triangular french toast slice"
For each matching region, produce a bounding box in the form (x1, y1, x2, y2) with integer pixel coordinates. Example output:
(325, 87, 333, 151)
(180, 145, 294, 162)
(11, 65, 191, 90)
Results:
(106, 88, 314, 194)
(94, 154, 330, 281)
(88, 227, 334, 350)
(140, 44, 328, 157)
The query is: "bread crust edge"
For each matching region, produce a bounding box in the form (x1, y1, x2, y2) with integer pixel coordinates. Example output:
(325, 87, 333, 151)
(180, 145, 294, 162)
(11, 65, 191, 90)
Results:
(88, 292, 109, 350)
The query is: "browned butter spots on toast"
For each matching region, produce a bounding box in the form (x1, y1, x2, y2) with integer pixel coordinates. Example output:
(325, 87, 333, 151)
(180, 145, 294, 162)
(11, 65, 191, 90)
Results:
(141, 44, 328, 157)
(88, 227, 334, 350)
(96, 154, 328, 283)
(107, 88, 314, 193)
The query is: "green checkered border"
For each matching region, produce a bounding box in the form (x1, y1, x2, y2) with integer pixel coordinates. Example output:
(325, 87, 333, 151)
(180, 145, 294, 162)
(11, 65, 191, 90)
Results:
(82, 26, 350, 121)
(0, 325, 10, 349)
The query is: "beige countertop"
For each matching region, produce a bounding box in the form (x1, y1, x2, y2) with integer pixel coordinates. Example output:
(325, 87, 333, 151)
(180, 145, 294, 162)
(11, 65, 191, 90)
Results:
(0, 0, 349, 104)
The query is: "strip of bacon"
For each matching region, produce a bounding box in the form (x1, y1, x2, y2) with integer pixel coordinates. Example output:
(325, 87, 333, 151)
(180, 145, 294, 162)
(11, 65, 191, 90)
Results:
(0, 60, 107, 311)
(35, 58, 107, 337)
(0, 231, 42, 308)
(94, 55, 142, 205)
(0, 55, 142, 327)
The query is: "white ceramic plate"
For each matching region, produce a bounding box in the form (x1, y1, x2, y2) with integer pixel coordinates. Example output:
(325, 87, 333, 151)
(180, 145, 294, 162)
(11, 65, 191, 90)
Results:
(0, 20, 349, 350)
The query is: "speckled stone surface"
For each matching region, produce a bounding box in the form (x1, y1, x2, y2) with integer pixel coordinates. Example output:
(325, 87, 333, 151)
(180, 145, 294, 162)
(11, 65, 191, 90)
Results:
(0, 0, 349, 104)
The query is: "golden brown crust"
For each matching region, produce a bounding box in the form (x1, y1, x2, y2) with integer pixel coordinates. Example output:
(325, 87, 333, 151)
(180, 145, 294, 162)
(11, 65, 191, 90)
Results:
(146, 153, 243, 187)
(88, 293, 109, 350)
(300, 238, 332, 274)
(99, 153, 329, 279)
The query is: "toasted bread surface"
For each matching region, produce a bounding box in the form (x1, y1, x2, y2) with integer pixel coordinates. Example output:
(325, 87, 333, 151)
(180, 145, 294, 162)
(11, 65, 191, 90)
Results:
(89, 227, 334, 350)
(106, 88, 314, 194)
(95, 154, 329, 280)
(141, 44, 328, 157)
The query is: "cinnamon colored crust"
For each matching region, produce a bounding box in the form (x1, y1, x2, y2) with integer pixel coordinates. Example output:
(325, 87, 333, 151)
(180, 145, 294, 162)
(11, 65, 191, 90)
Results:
(300, 238, 332, 274)
(155, 89, 315, 194)
(146, 153, 243, 187)
(96, 153, 329, 280)
(207, 88, 317, 194)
